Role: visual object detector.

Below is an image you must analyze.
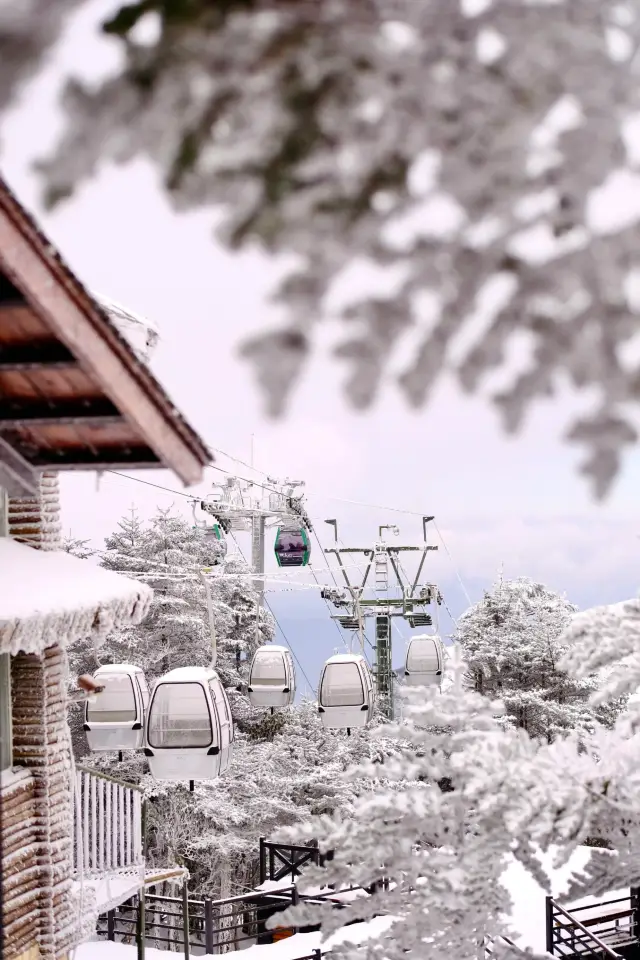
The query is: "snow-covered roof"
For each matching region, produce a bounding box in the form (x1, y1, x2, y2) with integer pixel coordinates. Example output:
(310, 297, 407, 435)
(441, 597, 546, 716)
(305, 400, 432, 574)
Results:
(0, 176, 211, 487)
(93, 291, 160, 364)
(94, 663, 145, 677)
(158, 666, 218, 682)
(0, 539, 153, 656)
(325, 653, 367, 664)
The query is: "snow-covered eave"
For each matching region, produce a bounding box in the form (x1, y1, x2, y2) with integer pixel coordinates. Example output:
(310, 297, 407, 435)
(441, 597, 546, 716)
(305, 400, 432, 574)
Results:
(0, 539, 153, 657)
(92, 291, 160, 364)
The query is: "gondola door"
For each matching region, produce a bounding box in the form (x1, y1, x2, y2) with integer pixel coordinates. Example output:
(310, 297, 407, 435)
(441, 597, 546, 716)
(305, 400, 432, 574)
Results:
(136, 672, 150, 714)
(209, 676, 233, 774)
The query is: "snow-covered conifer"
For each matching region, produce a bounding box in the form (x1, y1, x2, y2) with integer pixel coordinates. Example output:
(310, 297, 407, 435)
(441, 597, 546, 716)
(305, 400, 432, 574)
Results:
(275, 646, 561, 957)
(456, 577, 623, 742)
(61, 533, 96, 559)
(92, 506, 271, 695)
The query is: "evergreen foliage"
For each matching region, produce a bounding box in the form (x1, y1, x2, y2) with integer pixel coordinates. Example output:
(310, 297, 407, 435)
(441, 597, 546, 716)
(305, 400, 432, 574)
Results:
(277, 647, 554, 956)
(456, 576, 625, 741)
(3, 1, 639, 497)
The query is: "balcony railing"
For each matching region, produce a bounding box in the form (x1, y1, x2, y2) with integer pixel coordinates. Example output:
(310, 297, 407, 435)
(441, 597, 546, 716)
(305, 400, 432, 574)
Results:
(74, 766, 145, 878)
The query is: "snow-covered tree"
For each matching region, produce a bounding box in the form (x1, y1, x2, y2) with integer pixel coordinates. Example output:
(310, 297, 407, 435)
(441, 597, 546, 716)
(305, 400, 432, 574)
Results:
(456, 577, 624, 742)
(68, 506, 272, 757)
(3, 2, 640, 497)
(71, 506, 406, 897)
(61, 533, 95, 559)
(180, 699, 402, 892)
(93, 506, 272, 695)
(88, 695, 402, 897)
(274, 647, 573, 957)
(266, 610, 640, 957)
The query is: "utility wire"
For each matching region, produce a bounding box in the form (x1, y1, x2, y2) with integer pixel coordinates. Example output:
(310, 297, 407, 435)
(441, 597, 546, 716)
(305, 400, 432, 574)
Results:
(108, 465, 449, 530)
(431, 518, 473, 608)
(108, 470, 195, 499)
(104, 468, 318, 694)
(309, 528, 351, 653)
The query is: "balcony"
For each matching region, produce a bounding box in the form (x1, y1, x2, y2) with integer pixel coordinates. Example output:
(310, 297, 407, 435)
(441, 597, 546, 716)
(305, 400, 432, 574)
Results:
(73, 766, 185, 916)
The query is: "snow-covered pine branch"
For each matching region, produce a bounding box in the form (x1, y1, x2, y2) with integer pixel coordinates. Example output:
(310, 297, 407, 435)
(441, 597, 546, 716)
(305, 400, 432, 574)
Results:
(560, 595, 640, 707)
(4, 0, 640, 496)
(272, 645, 574, 957)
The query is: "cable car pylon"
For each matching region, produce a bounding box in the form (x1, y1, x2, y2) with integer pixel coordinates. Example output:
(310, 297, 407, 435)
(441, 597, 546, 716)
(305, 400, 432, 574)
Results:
(321, 516, 441, 720)
(194, 475, 313, 610)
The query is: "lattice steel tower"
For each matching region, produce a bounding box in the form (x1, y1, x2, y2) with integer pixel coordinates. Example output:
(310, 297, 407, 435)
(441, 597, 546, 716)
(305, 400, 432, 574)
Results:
(321, 516, 441, 719)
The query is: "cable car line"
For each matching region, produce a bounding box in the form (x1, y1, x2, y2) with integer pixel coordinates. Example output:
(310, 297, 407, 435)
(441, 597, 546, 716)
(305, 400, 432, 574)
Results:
(309, 527, 353, 653)
(209, 447, 272, 480)
(105, 459, 464, 704)
(105, 467, 457, 611)
(107, 464, 470, 584)
(431, 519, 473, 608)
(261, 594, 317, 697)
(107, 470, 197, 499)
(227, 530, 317, 697)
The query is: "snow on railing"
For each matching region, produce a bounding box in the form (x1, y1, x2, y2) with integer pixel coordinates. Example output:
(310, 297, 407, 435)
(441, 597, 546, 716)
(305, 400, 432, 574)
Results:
(74, 766, 144, 878)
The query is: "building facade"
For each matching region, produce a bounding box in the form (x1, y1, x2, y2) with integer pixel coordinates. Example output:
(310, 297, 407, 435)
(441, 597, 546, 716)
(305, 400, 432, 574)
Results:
(0, 176, 211, 960)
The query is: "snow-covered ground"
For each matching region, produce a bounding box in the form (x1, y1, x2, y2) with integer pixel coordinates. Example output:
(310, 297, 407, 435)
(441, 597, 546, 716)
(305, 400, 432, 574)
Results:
(73, 914, 395, 959)
(503, 845, 592, 952)
(74, 844, 620, 958)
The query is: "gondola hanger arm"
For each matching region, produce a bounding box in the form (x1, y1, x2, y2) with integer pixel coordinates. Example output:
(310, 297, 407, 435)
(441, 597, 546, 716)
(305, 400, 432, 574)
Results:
(198, 569, 218, 668)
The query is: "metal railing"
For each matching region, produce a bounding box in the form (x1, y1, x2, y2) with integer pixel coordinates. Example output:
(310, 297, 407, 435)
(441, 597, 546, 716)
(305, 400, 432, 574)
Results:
(98, 881, 369, 955)
(74, 766, 145, 878)
(546, 896, 628, 958)
(259, 837, 323, 883)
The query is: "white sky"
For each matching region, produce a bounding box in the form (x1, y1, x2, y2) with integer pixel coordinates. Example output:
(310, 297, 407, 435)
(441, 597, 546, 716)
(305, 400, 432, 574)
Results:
(1, 0, 639, 618)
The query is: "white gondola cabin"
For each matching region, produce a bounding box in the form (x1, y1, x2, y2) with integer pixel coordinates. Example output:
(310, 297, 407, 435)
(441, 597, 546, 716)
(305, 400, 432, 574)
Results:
(84, 663, 149, 752)
(404, 635, 444, 687)
(318, 654, 374, 730)
(144, 667, 233, 782)
(248, 645, 296, 708)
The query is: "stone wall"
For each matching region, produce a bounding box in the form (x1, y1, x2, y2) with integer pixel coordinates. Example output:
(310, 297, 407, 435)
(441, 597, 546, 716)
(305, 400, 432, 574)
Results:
(8, 472, 61, 550)
(11, 646, 76, 959)
(1, 767, 39, 959)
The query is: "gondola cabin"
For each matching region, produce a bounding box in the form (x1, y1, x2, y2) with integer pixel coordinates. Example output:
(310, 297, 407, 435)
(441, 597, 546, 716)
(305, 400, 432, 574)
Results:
(248, 645, 296, 708)
(84, 663, 149, 752)
(404, 635, 444, 687)
(274, 525, 310, 567)
(144, 667, 233, 781)
(318, 654, 374, 730)
(204, 522, 227, 558)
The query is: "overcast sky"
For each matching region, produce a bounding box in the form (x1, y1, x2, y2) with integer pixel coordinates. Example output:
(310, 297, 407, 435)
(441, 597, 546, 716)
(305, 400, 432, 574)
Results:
(1, 0, 639, 651)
